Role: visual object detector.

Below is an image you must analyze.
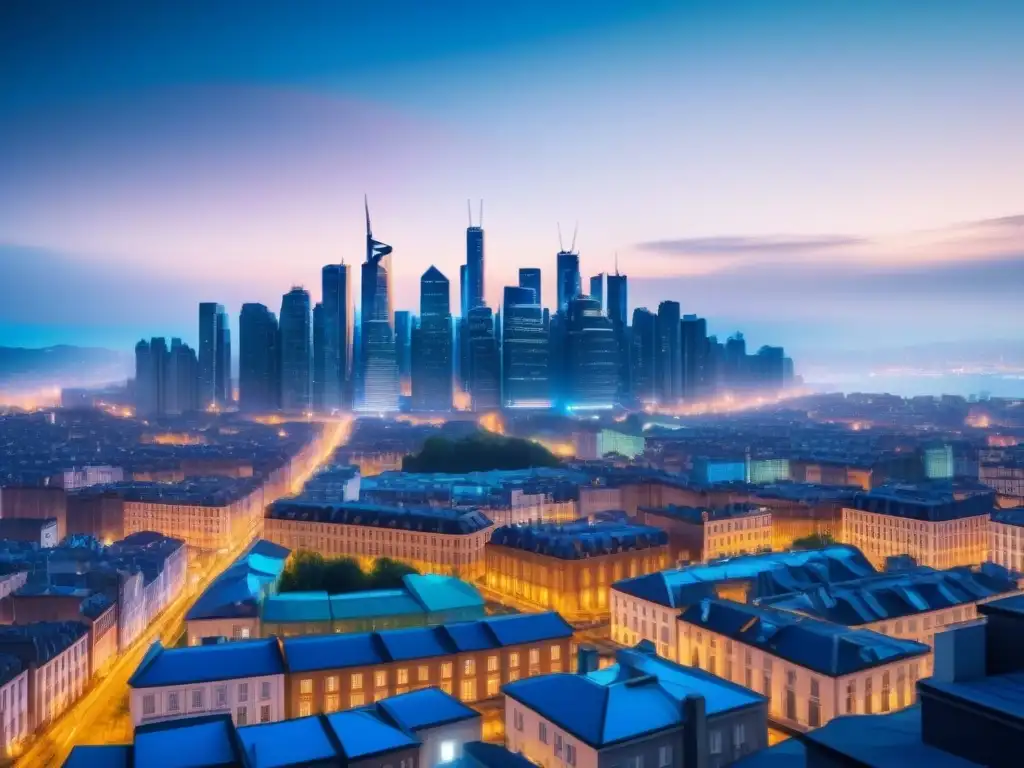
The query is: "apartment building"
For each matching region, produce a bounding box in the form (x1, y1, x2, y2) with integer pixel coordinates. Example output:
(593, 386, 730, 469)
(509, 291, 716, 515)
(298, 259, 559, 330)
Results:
(0, 517, 59, 547)
(0, 656, 27, 761)
(265, 501, 494, 579)
(484, 519, 669, 619)
(504, 643, 769, 768)
(636, 504, 772, 563)
(128, 638, 287, 727)
(610, 546, 876, 658)
(0, 622, 90, 730)
(678, 598, 930, 732)
(840, 486, 992, 569)
(0, 570, 28, 601)
(283, 612, 573, 717)
(990, 507, 1024, 574)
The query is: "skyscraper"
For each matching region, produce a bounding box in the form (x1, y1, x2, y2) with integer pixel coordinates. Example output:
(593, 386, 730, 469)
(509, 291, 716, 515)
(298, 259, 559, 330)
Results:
(411, 266, 453, 411)
(630, 308, 658, 405)
(725, 333, 747, 390)
(755, 345, 786, 390)
(502, 285, 550, 409)
(606, 268, 629, 397)
(321, 263, 352, 411)
(467, 306, 500, 412)
(312, 302, 326, 412)
(680, 314, 708, 401)
(589, 273, 604, 311)
(565, 296, 617, 410)
(279, 287, 312, 413)
(358, 197, 399, 413)
(395, 310, 413, 397)
(167, 338, 199, 415)
(135, 337, 198, 417)
(198, 302, 228, 409)
(518, 268, 542, 307)
(656, 300, 682, 405)
(556, 250, 581, 313)
(239, 303, 280, 412)
(466, 201, 485, 311)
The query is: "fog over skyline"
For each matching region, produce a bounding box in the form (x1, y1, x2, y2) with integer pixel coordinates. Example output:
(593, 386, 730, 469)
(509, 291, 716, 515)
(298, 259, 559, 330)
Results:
(2, 0, 1023, 391)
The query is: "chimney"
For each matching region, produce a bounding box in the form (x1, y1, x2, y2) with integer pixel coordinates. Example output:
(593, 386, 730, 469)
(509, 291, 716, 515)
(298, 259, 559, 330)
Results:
(576, 644, 599, 675)
(681, 694, 708, 768)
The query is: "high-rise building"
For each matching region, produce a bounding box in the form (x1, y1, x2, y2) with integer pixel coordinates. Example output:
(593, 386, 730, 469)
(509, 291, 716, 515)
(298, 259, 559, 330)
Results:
(518, 267, 542, 307)
(680, 314, 708, 401)
(466, 202, 485, 311)
(279, 287, 312, 413)
(135, 337, 198, 417)
(725, 333, 747, 390)
(556, 250, 581, 313)
(198, 302, 228, 409)
(606, 269, 629, 398)
(467, 306, 500, 412)
(501, 286, 550, 409)
(754, 345, 786, 390)
(565, 296, 617, 411)
(656, 301, 682, 405)
(238, 303, 280, 412)
(312, 302, 326, 412)
(411, 266, 453, 411)
(321, 263, 352, 411)
(589, 273, 604, 311)
(167, 338, 199, 415)
(630, 308, 658, 406)
(395, 310, 413, 397)
(358, 197, 399, 413)
(134, 340, 156, 417)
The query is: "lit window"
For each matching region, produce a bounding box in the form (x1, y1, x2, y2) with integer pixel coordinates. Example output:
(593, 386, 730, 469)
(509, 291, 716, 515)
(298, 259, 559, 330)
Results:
(509, 653, 520, 668)
(351, 673, 363, 691)
(550, 646, 561, 662)
(374, 670, 387, 689)
(326, 676, 338, 693)
(440, 740, 456, 763)
(300, 679, 313, 695)
(299, 701, 312, 717)
(397, 669, 409, 685)
(441, 663, 453, 679)
(487, 655, 499, 672)
(350, 692, 365, 707)
(464, 659, 475, 676)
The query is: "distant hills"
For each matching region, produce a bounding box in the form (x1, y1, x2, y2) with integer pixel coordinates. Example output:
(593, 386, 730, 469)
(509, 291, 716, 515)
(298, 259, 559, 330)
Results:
(0, 345, 131, 391)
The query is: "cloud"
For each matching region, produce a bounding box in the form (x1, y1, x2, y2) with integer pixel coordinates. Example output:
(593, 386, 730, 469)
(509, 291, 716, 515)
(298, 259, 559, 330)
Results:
(966, 214, 1024, 229)
(634, 234, 867, 257)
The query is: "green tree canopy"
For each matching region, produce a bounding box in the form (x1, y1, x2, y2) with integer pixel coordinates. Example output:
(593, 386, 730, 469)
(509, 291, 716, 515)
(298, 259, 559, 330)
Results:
(402, 432, 561, 473)
(790, 532, 837, 550)
(278, 552, 420, 594)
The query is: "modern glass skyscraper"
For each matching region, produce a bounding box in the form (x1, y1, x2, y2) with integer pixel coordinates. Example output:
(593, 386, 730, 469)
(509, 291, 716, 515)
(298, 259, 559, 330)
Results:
(681, 314, 708, 401)
(321, 263, 352, 411)
(630, 308, 658, 405)
(589, 273, 604, 311)
(216, 308, 231, 406)
(656, 300, 682, 405)
(606, 270, 629, 398)
(198, 302, 229, 409)
(167, 338, 200, 416)
(279, 287, 312, 413)
(556, 250, 581, 312)
(565, 296, 617, 410)
(518, 267, 542, 307)
(411, 266, 453, 411)
(395, 310, 413, 397)
(136, 337, 198, 417)
(358, 197, 399, 413)
(501, 286, 550, 409)
(466, 212, 485, 311)
(312, 302, 326, 412)
(467, 305, 500, 412)
(239, 303, 279, 412)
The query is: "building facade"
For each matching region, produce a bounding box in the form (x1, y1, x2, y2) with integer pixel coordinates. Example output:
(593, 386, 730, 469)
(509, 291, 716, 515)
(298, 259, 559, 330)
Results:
(502, 286, 551, 409)
(238, 302, 280, 413)
(637, 505, 773, 563)
(279, 287, 313, 413)
(411, 266, 454, 412)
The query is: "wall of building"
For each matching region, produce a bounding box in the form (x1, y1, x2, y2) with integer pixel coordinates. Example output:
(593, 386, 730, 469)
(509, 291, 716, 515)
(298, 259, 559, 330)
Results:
(505, 695, 599, 768)
(132, 673, 286, 727)
(703, 513, 772, 562)
(89, 603, 119, 675)
(0, 486, 67, 539)
(990, 518, 1024, 573)
(186, 616, 260, 646)
(416, 718, 482, 767)
(0, 670, 28, 760)
(28, 632, 89, 730)
(841, 508, 989, 569)
(610, 590, 677, 660)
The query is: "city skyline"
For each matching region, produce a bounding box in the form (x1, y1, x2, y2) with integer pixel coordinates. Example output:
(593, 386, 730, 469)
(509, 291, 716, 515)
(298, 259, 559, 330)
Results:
(1, 0, 1023, 383)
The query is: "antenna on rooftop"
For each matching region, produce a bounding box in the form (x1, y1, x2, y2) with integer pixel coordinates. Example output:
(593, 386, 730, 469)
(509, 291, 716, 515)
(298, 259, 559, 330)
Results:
(479, 199, 484, 229)
(570, 221, 579, 253)
(558, 223, 565, 252)
(467, 199, 473, 227)
(364, 194, 372, 238)
(614, 251, 619, 275)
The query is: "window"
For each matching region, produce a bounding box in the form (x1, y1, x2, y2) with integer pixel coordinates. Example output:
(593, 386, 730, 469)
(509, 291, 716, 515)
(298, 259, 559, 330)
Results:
(142, 694, 155, 716)
(440, 740, 457, 764)
(509, 652, 520, 668)
(300, 679, 313, 695)
(513, 708, 524, 732)
(882, 672, 891, 713)
(809, 678, 821, 728)
(529, 648, 540, 666)
(710, 729, 723, 755)
(846, 681, 856, 714)
(350, 692, 365, 707)
(440, 662, 453, 680)
(215, 684, 228, 708)
(733, 723, 746, 753)
(352, 673, 364, 691)
(260, 704, 271, 723)
(326, 676, 338, 693)
(397, 668, 409, 686)
(658, 745, 672, 767)
(236, 706, 247, 726)
(191, 689, 204, 709)
(464, 659, 476, 676)
(566, 744, 577, 766)
(554, 734, 563, 758)
(865, 678, 874, 714)
(539, 722, 549, 744)
(299, 701, 312, 717)
(487, 676, 500, 697)
(325, 693, 339, 712)
(551, 646, 561, 662)
(260, 681, 271, 701)
(460, 679, 477, 701)
(487, 655, 499, 672)
(419, 666, 430, 682)
(375, 670, 387, 688)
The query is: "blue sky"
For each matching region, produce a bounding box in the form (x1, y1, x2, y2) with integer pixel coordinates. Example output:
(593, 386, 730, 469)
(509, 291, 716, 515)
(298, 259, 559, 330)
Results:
(1, 0, 1023, 381)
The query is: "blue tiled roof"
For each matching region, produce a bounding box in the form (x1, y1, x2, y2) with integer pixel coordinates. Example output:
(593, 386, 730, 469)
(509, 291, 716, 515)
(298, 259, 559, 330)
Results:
(375, 688, 480, 731)
(63, 746, 132, 768)
(731, 738, 806, 768)
(680, 598, 929, 676)
(503, 643, 765, 749)
(267, 500, 493, 535)
(991, 507, 1024, 528)
(0, 653, 22, 688)
(261, 592, 333, 623)
(282, 612, 572, 672)
(185, 538, 289, 622)
(403, 574, 485, 612)
(760, 563, 1018, 625)
(328, 589, 423, 620)
(488, 519, 668, 559)
(237, 715, 338, 767)
(325, 710, 419, 759)
(462, 741, 536, 768)
(128, 638, 285, 688)
(133, 714, 240, 767)
(613, 545, 877, 608)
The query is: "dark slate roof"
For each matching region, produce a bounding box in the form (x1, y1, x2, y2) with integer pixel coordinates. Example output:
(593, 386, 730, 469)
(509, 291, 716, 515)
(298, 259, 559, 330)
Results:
(0, 620, 89, 666)
(731, 738, 807, 768)
(991, 508, 1024, 528)
(849, 487, 994, 522)
(978, 593, 1024, 619)
(639, 504, 766, 525)
(0, 653, 23, 687)
(612, 545, 877, 608)
(680, 598, 929, 677)
(503, 643, 765, 749)
(760, 564, 1018, 625)
(236, 715, 338, 766)
(267, 500, 493, 535)
(128, 638, 285, 688)
(283, 612, 572, 673)
(488, 519, 668, 559)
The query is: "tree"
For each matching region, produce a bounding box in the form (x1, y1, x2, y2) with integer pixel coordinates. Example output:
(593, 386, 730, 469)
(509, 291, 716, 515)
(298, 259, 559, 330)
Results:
(790, 532, 837, 550)
(402, 432, 561, 473)
(369, 557, 418, 589)
(277, 551, 420, 594)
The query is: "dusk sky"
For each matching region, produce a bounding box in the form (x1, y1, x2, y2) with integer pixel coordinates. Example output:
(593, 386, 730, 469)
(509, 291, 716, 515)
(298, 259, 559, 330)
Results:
(2, 0, 1023, 384)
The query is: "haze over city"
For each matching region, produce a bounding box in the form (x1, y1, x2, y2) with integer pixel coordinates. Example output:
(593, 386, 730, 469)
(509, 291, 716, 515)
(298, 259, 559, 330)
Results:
(2, 1, 1024, 395)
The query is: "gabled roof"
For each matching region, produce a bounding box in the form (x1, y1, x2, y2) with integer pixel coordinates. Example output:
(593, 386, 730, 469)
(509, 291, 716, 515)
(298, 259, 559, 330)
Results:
(374, 687, 480, 732)
(185, 539, 289, 622)
(488, 520, 668, 560)
(236, 715, 338, 766)
(128, 638, 285, 688)
(325, 710, 419, 759)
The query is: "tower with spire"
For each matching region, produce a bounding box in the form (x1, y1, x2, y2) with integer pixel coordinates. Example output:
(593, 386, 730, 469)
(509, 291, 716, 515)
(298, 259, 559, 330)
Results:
(356, 195, 399, 412)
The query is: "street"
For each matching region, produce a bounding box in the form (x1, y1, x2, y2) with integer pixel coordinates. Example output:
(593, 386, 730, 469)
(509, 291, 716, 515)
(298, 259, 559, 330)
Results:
(14, 416, 351, 767)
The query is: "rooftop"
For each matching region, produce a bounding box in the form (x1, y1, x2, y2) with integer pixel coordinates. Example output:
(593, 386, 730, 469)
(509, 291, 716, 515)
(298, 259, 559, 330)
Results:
(639, 503, 767, 525)
(680, 597, 930, 677)
(185, 539, 290, 622)
(849, 486, 994, 522)
(0, 621, 89, 666)
(267, 500, 493, 535)
(0, 652, 23, 688)
(128, 638, 285, 689)
(612, 545, 877, 608)
(488, 519, 668, 559)
(503, 642, 765, 749)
